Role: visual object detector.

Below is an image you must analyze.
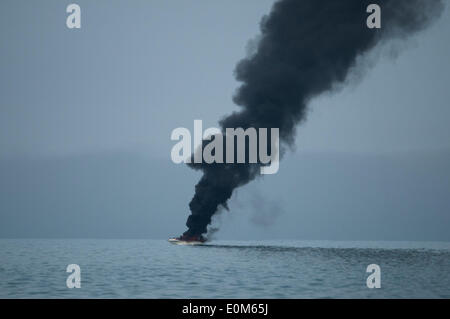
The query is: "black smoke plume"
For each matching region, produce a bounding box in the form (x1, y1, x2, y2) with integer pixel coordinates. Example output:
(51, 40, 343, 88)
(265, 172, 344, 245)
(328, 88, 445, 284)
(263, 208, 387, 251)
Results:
(183, 0, 443, 237)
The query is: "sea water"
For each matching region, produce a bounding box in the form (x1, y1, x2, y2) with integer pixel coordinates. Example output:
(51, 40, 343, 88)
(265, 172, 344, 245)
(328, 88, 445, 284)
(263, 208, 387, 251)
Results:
(0, 239, 449, 298)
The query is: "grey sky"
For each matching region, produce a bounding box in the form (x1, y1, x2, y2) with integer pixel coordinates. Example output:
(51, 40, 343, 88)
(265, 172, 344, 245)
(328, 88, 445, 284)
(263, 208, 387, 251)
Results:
(1, 0, 450, 158)
(0, 1, 449, 240)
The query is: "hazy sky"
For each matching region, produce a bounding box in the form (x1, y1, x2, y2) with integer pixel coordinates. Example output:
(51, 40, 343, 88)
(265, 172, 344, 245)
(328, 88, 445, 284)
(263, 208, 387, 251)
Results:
(1, 0, 450, 158)
(1, 1, 449, 240)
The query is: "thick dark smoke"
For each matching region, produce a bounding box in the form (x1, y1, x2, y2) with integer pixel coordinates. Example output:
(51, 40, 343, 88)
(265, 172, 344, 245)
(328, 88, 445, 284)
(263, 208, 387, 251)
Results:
(183, 0, 443, 237)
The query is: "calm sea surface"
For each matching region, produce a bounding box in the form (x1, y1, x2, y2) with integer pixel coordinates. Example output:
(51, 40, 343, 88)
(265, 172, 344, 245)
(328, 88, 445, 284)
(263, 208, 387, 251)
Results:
(0, 239, 449, 298)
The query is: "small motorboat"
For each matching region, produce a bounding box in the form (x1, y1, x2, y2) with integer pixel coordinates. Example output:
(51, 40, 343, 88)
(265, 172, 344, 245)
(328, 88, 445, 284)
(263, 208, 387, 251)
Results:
(168, 235, 206, 245)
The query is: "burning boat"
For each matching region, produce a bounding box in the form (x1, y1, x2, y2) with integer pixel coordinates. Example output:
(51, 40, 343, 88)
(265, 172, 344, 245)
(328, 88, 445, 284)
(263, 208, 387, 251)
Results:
(168, 234, 206, 245)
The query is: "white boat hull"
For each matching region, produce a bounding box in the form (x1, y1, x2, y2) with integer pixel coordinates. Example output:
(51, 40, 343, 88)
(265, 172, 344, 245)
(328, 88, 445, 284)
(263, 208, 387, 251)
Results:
(168, 238, 204, 245)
